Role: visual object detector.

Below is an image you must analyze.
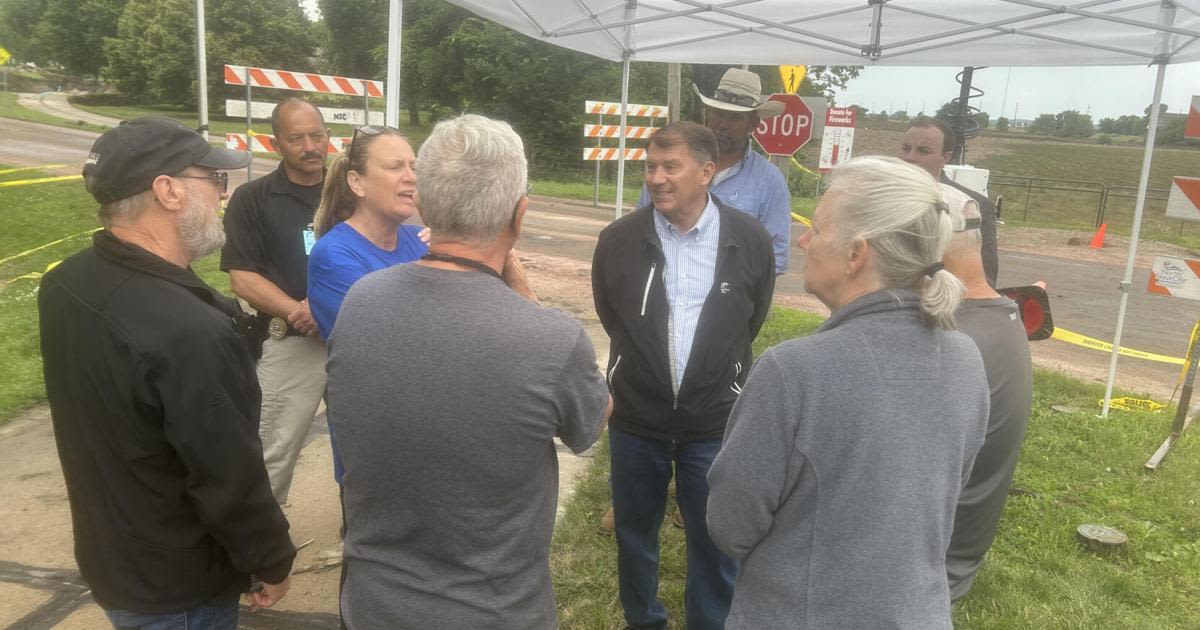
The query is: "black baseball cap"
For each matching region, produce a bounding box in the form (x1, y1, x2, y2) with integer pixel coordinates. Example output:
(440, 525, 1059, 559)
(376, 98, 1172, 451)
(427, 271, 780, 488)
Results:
(82, 117, 252, 204)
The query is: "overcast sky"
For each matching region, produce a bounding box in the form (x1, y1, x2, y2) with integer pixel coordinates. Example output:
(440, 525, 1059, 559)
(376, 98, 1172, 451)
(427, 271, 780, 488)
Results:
(833, 64, 1200, 122)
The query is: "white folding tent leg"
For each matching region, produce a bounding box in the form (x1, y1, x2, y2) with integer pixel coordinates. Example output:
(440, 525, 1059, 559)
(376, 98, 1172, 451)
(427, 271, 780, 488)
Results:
(195, 0, 209, 141)
(613, 1, 637, 220)
(614, 53, 632, 220)
(1101, 62, 1168, 417)
(385, 0, 404, 127)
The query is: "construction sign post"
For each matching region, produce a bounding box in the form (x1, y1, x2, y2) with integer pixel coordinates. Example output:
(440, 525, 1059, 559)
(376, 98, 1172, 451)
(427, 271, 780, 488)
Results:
(224, 64, 384, 179)
(1143, 254, 1200, 469)
(1165, 176, 1200, 222)
(818, 106, 857, 172)
(582, 100, 667, 214)
(1185, 95, 1200, 140)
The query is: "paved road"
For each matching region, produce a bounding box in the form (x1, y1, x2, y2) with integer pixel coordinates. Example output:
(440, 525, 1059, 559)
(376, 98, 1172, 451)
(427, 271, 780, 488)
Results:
(1, 115, 1190, 396)
(16, 92, 124, 128)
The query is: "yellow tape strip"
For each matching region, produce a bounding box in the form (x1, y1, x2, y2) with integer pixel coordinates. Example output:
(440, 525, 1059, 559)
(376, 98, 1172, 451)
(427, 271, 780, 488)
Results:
(0, 165, 66, 176)
(1, 260, 62, 289)
(0, 229, 98, 267)
(0, 175, 83, 188)
(1051, 327, 1185, 365)
(791, 212, 812, 226)
(1101, 396, 1167, 413)
(789, 156, 819, 176)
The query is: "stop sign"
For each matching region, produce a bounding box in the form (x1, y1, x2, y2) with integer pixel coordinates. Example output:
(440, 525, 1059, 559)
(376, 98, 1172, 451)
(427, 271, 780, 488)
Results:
(753, 93, 813, 156)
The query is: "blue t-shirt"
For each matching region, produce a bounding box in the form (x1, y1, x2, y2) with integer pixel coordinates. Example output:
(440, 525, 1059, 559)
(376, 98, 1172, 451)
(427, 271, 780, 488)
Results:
(307, 221, 427, 485)
(307, 221, 428, 340)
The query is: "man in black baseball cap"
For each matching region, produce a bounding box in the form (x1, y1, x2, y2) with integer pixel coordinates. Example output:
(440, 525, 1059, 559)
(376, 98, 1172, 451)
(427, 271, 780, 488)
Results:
(40, 117, 296, 629)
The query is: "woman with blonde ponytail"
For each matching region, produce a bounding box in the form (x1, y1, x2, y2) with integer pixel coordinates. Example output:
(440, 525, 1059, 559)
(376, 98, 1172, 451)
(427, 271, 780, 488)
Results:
(306, 126, 428, 487)
(707, 156, 991, 630)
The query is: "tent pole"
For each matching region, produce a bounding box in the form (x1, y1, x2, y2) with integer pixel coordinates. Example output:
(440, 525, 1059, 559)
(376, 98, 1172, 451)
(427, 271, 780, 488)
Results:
(194, 0, 208, 141)
(385, 0, 403, 127)
(1101, 61, 1167, 417)
(615, 52, 631, 220)
(614, 0, 636, 220)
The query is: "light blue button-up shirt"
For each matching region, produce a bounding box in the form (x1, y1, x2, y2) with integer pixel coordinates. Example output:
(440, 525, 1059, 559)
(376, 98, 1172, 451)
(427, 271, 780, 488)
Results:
(653, 195, 720, 392)
(640, 144, 791, 274)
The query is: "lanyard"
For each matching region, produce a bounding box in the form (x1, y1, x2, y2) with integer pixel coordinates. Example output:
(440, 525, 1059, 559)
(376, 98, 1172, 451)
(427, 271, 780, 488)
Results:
(421, 252, 504, 282)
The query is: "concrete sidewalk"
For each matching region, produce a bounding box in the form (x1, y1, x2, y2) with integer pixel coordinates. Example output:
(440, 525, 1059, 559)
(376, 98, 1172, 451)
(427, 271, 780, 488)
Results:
(16, 92, 123, 128)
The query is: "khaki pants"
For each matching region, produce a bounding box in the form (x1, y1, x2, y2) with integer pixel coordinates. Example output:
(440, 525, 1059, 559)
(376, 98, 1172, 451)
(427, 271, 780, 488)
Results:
(257, 334, 327, 504)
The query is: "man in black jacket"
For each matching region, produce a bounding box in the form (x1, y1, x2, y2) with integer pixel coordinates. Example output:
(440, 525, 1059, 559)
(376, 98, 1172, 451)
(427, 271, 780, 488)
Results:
(39, 118, 296, 629)
(592, 121, 775, 630)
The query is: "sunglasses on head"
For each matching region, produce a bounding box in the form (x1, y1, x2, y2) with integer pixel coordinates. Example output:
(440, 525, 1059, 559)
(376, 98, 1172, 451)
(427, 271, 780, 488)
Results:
(349, 125, 402, 156)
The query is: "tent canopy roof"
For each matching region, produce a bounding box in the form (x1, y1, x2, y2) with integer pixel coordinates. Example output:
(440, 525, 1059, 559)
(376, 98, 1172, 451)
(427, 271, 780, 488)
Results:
(451, 0, 1200, 66)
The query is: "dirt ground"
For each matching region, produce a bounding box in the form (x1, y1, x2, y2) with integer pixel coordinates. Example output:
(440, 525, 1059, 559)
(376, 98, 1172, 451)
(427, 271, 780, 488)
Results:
(1, 225, 1191, 628)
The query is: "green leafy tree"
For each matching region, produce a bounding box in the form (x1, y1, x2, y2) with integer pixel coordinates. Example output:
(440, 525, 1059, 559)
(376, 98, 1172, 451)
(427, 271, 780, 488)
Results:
(104, 0, 315, 107)
(0, 0, 49, 63)
(1028, 113, 1057, 135)
(1098, 117, 1117, 134)
(34, 0, 126, 76)
(317, 0, 387, 78)
(995, 116, 1009, 132)
(1054, 110, 1093, 138)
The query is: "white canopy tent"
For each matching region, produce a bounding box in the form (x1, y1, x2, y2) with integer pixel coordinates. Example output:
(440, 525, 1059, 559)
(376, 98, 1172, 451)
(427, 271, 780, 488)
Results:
(376, 0, 1200, 415)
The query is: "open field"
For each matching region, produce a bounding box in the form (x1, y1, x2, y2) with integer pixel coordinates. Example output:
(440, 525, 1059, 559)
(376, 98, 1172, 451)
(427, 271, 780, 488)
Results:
(552, 310, 1200, 630)
(0, 165, 227, 422)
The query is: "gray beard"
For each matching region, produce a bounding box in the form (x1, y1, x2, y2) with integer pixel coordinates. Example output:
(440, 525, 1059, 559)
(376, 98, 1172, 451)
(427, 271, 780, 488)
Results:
(179, 196, 226, 260)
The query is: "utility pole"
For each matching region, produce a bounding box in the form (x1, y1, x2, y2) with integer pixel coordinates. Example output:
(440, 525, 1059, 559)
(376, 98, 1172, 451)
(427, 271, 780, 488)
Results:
(667, 64, 681, 122)
(194, 0, 209, 141)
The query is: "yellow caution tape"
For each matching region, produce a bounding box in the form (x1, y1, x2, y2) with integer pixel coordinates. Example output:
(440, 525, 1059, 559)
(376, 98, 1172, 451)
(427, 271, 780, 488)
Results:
(789, 156, 819, 177)
(0, 165, 67, 176)
(0, 229, 99, 268)
(791, 212, 812, 226)
(0, 260, 62, 288)
(1177, 319, 1200, 382)
(1101, 396, 1167, 413)
(1051, 327, 1184, 365)
(0, 175, 83, 188)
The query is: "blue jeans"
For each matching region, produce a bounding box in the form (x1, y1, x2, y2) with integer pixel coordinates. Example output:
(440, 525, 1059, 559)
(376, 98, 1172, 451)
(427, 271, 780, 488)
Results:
(104, 594, 239, 630)
(609, 427, 735, 630)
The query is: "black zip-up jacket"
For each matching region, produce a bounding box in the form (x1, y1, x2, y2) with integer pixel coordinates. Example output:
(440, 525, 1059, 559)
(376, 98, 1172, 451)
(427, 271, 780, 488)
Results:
(592, 198, 776, 443)
(38, 231, 295, 614)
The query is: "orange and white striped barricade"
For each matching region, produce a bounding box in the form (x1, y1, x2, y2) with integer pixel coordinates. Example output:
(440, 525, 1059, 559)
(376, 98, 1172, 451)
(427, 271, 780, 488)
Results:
(583, 101, 667, 207)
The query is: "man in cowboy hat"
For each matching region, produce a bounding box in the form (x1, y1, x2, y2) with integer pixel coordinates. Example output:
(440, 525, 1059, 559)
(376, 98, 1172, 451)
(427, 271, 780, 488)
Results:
(637, 67, 792, 275)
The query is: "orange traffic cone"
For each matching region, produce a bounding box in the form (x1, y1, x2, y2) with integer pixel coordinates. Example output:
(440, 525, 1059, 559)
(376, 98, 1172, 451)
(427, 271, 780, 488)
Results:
(1089, 223, 1107, 250)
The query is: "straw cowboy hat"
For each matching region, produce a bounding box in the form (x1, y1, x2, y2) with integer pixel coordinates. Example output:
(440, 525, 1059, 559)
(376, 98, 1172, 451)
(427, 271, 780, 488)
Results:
(692, 68, 785, 118)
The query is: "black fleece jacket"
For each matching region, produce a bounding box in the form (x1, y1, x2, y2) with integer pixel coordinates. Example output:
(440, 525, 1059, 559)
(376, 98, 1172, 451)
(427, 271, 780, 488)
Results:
(592, 198, 776, 443)
(38, 231, 295, 614)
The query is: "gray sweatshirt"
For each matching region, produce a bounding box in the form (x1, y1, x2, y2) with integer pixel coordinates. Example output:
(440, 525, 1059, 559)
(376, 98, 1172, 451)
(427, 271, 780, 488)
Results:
(707, 289, 989, 629)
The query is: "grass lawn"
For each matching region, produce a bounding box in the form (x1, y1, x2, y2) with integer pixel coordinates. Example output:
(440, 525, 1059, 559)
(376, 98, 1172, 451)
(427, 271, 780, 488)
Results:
(0, 92, 108, 132)
(0, 165, 227, 424)
(976, 141, 1200, 250)
(551, 307, 1200, 629)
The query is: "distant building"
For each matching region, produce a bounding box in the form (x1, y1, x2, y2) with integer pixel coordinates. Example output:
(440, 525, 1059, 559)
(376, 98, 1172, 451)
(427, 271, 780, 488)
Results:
(1009, 119, 1033, 130)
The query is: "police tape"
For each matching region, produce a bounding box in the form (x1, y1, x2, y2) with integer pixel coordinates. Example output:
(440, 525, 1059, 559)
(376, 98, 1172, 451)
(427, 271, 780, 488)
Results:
(1, 260, 61, 288)
(0, 165, 67, 176)
(789, 156, 819, 177)
(0, 229, 99, 268)
(790, 212, 811, 227)
(1102, 396, 1167, 413)
(0, 175, 83, 188)
(1050, 327, 1185, 365)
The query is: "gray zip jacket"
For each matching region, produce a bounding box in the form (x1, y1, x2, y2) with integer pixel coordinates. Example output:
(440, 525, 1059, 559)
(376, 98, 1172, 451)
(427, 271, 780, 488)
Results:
(707, 289, 989, 629)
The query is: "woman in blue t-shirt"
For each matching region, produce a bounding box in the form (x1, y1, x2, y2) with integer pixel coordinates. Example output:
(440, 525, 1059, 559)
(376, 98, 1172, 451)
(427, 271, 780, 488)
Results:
(307, 126, 429, 485)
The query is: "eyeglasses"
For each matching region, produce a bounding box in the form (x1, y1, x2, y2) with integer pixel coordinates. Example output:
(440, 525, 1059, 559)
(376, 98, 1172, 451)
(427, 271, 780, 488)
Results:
(175, 171, 229, 194)
(349, 124, 401, 156)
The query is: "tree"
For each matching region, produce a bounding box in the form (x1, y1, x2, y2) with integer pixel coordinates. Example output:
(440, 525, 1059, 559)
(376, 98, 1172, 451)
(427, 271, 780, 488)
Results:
(318, 0, 387, 78)
(890, 110, 909, 121)
(0, 0, 49, 63)
(1029, 113, 1057, 135)
(995, 117, 1009, 132)
(34, 0, 126, 76)
(1098, 117, 1117, 134)
(1054, 110, 1093, 138)
(104, 0, 316, 107)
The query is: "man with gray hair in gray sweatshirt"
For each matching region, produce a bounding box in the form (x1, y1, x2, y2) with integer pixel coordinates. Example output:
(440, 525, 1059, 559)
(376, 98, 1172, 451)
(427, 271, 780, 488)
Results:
(940, 184, 1033, 600)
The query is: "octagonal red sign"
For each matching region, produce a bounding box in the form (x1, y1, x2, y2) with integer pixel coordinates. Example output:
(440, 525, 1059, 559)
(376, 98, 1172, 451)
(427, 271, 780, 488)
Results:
(753, 93, 813, 156)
